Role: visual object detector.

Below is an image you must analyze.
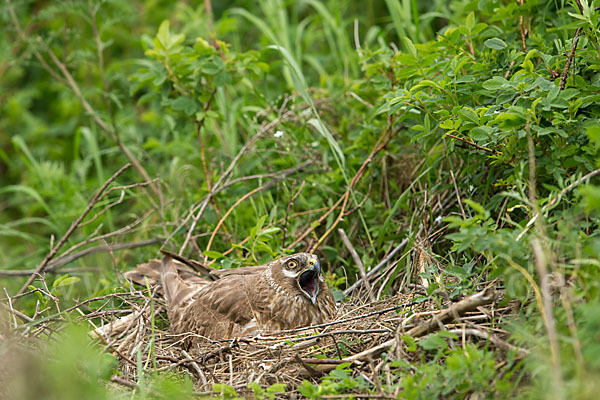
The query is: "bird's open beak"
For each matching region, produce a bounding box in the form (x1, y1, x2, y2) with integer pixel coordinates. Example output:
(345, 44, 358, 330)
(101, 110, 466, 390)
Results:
(297, 258, 320, 304)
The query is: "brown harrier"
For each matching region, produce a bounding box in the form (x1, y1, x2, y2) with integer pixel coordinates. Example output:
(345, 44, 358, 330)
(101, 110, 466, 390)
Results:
(124, 253, 335, 345)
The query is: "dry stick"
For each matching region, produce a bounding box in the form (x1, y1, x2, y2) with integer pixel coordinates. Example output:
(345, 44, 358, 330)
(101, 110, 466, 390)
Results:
(55, 209, 156, 262)
(559, 0, 584, 89)
(282, 181, 305, 247)
(195, 89, 229, 238)
(445, 132, 497, 154)
(286, 194, 346, 249)
(309, 131, 397, 252)
(338, 228, 375, 302)
(516, 167, 600, 241)
(343, 238, 409, 295)
(15, 291, 144, 330)
(1, 291, 33, 325)
(290, 357, 351, 365)
(15, 164, 131, 297)
(179, 125, 273, 254)
(310, 192, 350, 252)
(32, 239, 159, 273)
(342, 289, 500, 364)
(110, 375, 139, 390)
(559, 27, 582, 90)
(289, 132, 391, 251)
(274, 299, 421, 336)
(283, 328, 390, 343)
(0, 267, 100, 277)
(88, 0, 118, 137)
(182, 349, 208, 387)
(204, 160, 312, 254)
(446, 328, 529, 357)
(80, 178, 160, 227)
(449, 170, 467, 219)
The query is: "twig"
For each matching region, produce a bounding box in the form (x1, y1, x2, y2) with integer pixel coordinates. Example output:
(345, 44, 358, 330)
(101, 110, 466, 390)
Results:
(80, 178, 160, 227)
(0, 267, 100, 277)
(338, 228, 375, 302)
(274, 299, 420, 335)
(203, 161, 311, 255)
(406, 288, 500, 337)
(286, 194, 346, 249)
(110, 375, 139, 389)
(449, 170, 467, 219)
(347, 91, 373, 108)
(27, 239, 159, 273)
(1, 291, 33, 324)
(310, 131, 397, 251)
(344, 238, 409, 295)
(5, 0, 67, 85)
(179, 118, 284, 254)
(290, 357, 352, 365)
(445, 132, 497, 154)
(559, 0, 584, 89)
(293, 354, 321, 377)
(7, 0, 163, 207)
(15, 163, 132, 297)
(342, 289, 500, 363)
(283, 329, 390, 343)
(54, 210, 156, 261)
(182, 349, 208, 387)
(559, 28, 582, 90)
(446, 328, 529, 357)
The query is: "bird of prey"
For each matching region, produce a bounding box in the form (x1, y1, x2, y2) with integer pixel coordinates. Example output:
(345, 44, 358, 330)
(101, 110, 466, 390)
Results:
(124, 252, 335, 346)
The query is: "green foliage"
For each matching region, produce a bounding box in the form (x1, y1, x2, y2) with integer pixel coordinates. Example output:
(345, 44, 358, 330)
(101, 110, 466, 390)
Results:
(2, 0, 600, 398)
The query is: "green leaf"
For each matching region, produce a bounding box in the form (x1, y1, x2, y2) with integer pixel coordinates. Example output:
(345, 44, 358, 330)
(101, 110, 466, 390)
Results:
(53, 275, 80, 289)
(465, 12, 475, 32)
(484, 38, 507, 50)
(586, 124, 600, 146)
(482, 76, 508, 90)
(202, 250, 224, 259)
(458, 108, 479, 124)
(170, 96, 197, 115)
(403, 36, 418, 57)
(419, 333, 449, 350)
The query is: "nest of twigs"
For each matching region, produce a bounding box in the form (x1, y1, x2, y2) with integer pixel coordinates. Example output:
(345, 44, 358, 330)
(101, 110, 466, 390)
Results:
(83, 284, 518, 397)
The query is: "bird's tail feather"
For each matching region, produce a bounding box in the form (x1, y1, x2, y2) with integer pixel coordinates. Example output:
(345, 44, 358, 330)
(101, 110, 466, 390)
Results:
(124, 257, 208, 309)
(123, 259, 163, 289)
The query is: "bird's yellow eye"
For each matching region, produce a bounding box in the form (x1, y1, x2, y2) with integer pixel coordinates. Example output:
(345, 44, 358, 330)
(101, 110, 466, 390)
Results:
(286, 260, 298, 269)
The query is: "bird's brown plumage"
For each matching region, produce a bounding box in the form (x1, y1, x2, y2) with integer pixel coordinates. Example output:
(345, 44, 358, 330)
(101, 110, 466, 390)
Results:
(124, 253, 335, 347)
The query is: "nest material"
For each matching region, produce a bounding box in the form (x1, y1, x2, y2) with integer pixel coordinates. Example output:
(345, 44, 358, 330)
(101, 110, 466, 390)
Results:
(87, 286, 515, 396)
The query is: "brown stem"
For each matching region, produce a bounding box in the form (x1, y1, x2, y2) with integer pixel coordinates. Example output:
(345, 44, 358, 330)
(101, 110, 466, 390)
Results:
(445, 132, 497, 154)
(559, 27, 582, 90)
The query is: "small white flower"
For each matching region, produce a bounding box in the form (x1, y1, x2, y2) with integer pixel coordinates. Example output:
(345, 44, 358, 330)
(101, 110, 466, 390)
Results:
(274, 130, 284, 138)
(311, 141, 319, 147)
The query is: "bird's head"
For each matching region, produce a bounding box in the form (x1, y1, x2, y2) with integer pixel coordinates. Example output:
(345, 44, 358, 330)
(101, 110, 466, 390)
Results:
(270, 253, 322, 304)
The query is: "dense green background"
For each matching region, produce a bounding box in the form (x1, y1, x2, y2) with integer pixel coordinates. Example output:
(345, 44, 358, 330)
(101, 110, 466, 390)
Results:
(2, 0, 600, 398)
